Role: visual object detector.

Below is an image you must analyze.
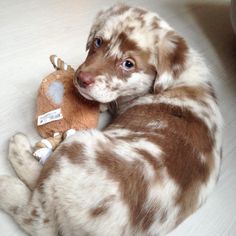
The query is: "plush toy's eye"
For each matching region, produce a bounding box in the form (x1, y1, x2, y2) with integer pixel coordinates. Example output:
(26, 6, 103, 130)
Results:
(122, 59, 135, 71)
(94, 37, 103, 48)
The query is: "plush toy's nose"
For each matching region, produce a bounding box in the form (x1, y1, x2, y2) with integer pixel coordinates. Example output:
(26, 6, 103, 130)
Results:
(76, 71, 95, 88)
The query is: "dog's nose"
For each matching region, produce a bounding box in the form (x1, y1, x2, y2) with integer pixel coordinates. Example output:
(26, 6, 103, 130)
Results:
(76, 71, 94, 88)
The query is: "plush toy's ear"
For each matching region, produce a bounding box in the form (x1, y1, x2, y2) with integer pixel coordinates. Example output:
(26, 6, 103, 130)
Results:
(153, 31, 189, 93)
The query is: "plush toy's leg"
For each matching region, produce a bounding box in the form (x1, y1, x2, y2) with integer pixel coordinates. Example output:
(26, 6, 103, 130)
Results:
(8, 133, 42, 190)
(0, 175, 57, 235)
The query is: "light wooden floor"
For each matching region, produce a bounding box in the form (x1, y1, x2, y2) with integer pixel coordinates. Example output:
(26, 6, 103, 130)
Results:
(0, 0, 235, 235)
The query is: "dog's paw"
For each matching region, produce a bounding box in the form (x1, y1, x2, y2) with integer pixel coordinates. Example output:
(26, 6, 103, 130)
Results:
(9, 133, 31, 159)
(99, 103, 108, 112)
(10, 133, 31, 152)
(8, 133, 32, 167)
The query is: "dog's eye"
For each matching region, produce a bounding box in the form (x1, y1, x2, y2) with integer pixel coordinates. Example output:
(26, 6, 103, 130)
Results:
(94, 37, 103, 48)
(122, 59, 135, 71)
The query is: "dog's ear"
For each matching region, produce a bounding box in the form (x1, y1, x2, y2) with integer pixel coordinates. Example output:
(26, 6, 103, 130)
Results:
(153, 31, 188, 93)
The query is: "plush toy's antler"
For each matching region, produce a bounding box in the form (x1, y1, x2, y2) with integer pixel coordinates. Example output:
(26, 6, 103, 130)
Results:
(49, 55, 74, 72)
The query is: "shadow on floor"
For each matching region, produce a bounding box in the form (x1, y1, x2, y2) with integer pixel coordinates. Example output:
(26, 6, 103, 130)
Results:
(187, 2, 236, 78)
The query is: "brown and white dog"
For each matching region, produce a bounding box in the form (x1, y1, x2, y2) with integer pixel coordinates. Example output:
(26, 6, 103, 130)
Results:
(0, 4, 222, 236)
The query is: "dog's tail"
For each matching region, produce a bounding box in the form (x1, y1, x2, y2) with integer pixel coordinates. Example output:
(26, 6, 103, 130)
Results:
(49, 55, 74, 72)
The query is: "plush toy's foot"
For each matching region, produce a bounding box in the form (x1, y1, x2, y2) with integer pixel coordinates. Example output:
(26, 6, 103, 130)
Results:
(8, 133, 42, 190)
(99, 103, 109, 112)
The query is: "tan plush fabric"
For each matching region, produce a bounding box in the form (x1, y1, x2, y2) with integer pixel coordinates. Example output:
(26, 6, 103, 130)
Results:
(35, 70, 99, 138)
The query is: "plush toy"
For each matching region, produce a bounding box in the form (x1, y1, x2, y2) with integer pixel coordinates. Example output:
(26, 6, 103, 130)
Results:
(33, 55, 99, 164)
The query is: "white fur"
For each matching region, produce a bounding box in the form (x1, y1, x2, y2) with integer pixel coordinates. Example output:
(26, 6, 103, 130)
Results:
(155, 72, 174, 91)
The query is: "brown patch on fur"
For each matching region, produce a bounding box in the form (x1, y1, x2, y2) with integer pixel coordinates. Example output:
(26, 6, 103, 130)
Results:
(90, 205, 108, 217)
(36, 142, 86, 190)
(126, 26, 135, 34)
(78, 30, 155, 84)
(107, 101, 216, 229)
(166, 32, 188, 77)
(96, 151, 155, 229)
(207, 82, 218, 103)
(9, 206, 19, 215)
(41, 199, 47, 209)
(152, 20, 159, 30)
(136, 149, 163, 178)
(31, 209, 39, 217)
(16, 158, 23, 166)
(159, 209, 168, 224)
(36, 152, 59, 190)
(164, 85, 215, 112)
(111, 4, 130, 16)
(159, 130, 209, 190)
(160, 84, 218, 138)
(155, 31, 188, 93)
(141, 204, 157, 230)
(58, 142, 86, 164)
(165, 86, 207, 101)
(136, 14, 145, 28)
(108, 102, 214, 183)
(78, 39, 122, 79)
(133, 50, 156, 75)
(12, 151, 23, 166)
(141, 203, 166, 230)
(175, 180, 201, 226)
(175, 151, 215, 226)
(133, 7, 147, 16)
(23, 218, 33, 225)
(44, 218, 50, 224)
(118, 32, 139, 53)
(90, 195, 115, 217)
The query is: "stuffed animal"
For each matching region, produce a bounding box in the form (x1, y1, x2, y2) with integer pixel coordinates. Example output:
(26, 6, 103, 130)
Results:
(33, 55, 99, 164)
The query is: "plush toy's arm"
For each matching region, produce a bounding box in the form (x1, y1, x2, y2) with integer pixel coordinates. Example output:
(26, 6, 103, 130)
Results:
(99, 103, 109, 112)
(33, 129, 76, 164)
(33, 133, 63, 164)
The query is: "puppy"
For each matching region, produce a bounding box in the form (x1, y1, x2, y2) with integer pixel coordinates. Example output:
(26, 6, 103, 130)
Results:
(0, 4, 222, 236)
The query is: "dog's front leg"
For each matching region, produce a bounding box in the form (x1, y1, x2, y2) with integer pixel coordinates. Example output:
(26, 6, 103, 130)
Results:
(8, 133, 42, 190)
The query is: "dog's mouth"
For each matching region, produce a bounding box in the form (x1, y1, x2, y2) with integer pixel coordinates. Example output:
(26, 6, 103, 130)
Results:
(73, 74, 119, 104)
(73, 78, 95, 101)
(77, 88, 95, 101)
(77, 86, 95, 102)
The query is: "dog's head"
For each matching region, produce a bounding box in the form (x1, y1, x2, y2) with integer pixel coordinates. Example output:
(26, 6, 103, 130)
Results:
(74, 4, 189, 103)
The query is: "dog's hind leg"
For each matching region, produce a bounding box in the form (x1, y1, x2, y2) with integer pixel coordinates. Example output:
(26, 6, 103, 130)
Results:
(8, 133, 42, 190)
(0, 175, 57, 235)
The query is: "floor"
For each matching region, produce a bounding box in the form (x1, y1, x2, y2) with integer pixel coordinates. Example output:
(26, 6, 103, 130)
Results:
(0, 0, 236, 235)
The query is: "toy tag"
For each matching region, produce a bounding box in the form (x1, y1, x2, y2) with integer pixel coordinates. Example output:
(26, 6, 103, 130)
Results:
(37, 108, 63, 126)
